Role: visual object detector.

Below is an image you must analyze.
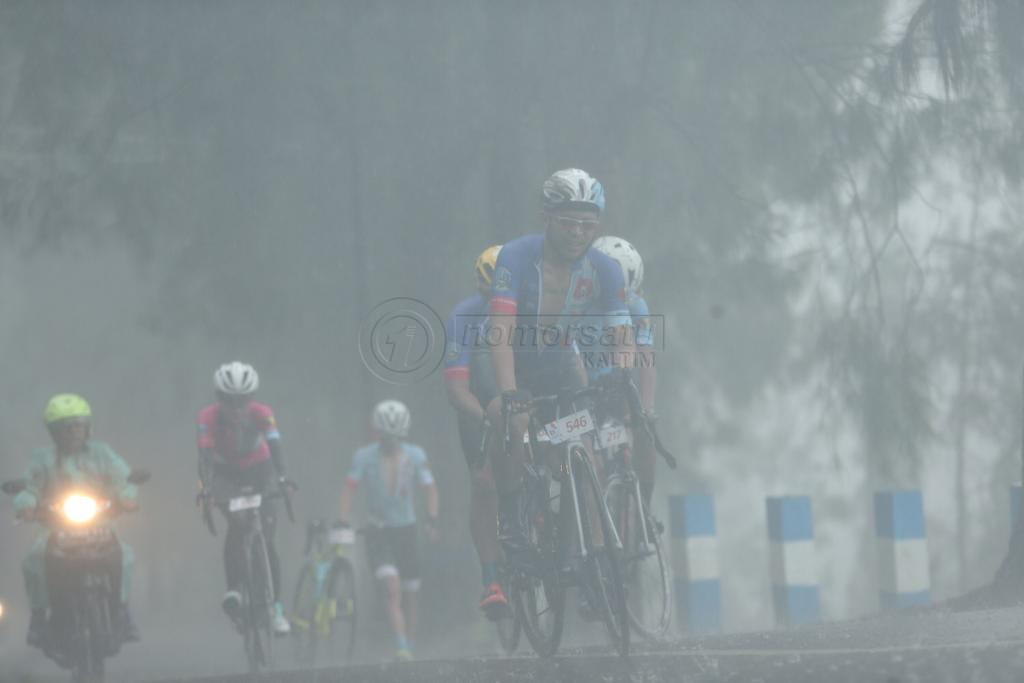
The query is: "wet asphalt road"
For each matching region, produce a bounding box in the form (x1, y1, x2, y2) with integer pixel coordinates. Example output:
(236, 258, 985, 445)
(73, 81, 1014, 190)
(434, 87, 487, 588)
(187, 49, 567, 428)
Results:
(4, 605, 1023, 682)
(138, 606, 1024, 683)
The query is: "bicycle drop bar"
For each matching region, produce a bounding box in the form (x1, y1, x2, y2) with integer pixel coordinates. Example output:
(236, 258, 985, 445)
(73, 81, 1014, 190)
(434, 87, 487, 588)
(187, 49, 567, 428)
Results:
(618, 375, 678, 469)
(209, 487, 297, 523)
(503, 385, 604, 416)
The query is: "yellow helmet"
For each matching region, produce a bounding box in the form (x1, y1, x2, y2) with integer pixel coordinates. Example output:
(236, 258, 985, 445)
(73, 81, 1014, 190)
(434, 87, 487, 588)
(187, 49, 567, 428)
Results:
(475, 245, 502, 291)
(44, 394, 92, 425)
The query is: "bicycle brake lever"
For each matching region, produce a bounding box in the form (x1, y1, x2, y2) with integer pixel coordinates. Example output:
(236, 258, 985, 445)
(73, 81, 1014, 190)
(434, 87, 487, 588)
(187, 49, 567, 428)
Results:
(653, 432, 677, 469)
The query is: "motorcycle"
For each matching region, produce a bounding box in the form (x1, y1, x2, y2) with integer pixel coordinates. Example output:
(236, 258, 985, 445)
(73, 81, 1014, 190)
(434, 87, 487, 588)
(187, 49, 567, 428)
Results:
(2, 468, 149, 683)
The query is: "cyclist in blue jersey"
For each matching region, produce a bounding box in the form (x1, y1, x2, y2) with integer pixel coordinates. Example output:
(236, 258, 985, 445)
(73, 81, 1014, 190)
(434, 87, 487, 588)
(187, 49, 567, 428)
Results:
(485, 168, 632, 556)
(339, 400, 439, 662)
(590, 236, 658, 506)
(443, 245, 509, 619)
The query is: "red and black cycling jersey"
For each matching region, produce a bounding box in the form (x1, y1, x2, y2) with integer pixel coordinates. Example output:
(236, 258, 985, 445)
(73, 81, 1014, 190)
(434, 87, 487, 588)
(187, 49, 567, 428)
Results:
(197, 402, 280, 469)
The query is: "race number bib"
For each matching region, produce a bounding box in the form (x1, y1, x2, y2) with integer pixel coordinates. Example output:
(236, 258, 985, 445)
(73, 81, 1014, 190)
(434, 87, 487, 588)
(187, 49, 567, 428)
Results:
(597, 422, 630, 450)
(543, 409, 595, 445)
(229, 494, 262, 512)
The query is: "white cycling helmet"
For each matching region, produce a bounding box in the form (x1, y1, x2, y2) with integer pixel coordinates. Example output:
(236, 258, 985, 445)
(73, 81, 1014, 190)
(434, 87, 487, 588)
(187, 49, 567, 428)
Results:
(592, 235, 644, 296)
(372, 400, 410, 438)
(214, 361, 259, 396)
(542, 168, 605, 213)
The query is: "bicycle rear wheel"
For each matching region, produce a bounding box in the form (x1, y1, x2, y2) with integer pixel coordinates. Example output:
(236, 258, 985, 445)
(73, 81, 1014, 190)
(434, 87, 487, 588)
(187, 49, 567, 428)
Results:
(606, 476, 671, 639)
(511, 470, 565, 658)
(572, 446, 630, 656)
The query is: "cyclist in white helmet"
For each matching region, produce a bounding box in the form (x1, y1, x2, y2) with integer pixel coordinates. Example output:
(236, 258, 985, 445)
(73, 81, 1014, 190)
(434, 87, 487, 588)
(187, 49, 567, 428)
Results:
(591, 236, 658, 506)
(196, 361, 293, 635)
(339, 400, 439, 662)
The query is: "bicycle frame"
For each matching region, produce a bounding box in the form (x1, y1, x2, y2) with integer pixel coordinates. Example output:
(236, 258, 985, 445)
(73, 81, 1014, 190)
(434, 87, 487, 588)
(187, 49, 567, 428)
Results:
(291, 524, 357, 666)
(236, 500, 275, 668)
(517, 391, 624, 563)
(503, 385, 632, 657)
(604, 445, 654, 552)
(208, 485, 291, 673)
(592, 381, 673, 640)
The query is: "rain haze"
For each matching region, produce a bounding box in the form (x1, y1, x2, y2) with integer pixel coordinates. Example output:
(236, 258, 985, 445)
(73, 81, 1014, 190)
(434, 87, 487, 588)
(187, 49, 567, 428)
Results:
(2, 1, 1024, 682)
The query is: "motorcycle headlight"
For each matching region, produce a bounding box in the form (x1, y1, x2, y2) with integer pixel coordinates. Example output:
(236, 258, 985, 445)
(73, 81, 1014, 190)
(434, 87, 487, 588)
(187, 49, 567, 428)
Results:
(62, 494, 99, 525)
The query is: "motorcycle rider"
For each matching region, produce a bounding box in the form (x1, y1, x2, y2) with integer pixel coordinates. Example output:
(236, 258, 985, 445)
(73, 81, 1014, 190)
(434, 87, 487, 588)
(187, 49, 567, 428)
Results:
(14, 393, 139, 649)
(196, 361, 292, 635)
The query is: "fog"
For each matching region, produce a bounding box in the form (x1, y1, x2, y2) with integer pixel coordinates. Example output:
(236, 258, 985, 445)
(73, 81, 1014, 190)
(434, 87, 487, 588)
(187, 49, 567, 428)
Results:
(2, 1, 1024, 679)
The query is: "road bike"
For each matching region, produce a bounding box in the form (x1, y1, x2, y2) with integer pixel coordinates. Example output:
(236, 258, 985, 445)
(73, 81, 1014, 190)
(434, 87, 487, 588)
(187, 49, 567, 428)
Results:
(594, 373, 677, 639)
(501, 385, 630, 657)
(289, 519, 358, 665)
(202, 484, 294, 674)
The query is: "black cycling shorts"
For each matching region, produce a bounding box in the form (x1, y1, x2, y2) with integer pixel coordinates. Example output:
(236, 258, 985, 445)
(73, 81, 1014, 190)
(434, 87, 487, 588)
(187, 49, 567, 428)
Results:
(364, 524, 420, 589)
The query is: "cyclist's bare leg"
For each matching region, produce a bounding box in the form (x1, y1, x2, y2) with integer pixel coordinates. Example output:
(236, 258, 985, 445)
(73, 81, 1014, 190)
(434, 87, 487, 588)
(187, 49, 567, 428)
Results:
(379, 574, 408, 648)
(403, 586, 418, 646)
(470, 460, 501, 564)
(485, 397, 528, 510)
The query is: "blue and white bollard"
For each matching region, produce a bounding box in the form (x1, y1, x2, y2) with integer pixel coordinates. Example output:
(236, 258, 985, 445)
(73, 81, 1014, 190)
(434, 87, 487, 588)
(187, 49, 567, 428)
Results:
(668, 494, 721, 632)
(874, 490, 930, 609)
(766, 495, 819, 626)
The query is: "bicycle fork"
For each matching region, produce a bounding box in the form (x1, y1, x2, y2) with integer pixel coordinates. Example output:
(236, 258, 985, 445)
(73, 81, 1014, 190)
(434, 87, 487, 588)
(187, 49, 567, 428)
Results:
(565, 448, 589, 560)
(564, 445, 625, 559)
(633, 475, 652, 548)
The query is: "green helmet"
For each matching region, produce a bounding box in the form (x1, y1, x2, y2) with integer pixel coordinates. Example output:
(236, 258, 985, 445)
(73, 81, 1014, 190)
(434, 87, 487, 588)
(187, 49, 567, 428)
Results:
(44, 394, 92, 425)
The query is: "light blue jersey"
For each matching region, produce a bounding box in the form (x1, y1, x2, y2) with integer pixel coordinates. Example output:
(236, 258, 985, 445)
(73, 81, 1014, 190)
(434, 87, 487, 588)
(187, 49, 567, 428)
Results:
(346, 442, 434, 528)
(587, 293, 654, 383)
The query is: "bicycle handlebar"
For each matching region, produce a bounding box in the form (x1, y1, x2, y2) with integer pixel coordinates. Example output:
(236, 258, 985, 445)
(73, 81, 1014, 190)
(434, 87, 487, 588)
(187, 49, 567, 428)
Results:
(621, 376, 677, 469)
(499, 380, 679, 469)
(502, 385, 602, 417)
(199, 483, 297, 535)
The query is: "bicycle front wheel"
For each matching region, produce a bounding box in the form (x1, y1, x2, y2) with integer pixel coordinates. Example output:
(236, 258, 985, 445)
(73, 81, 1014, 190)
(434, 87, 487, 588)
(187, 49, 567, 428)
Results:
(494, 605, 521, 655)
(290, 563, 318, 666)
(606, 476, 671, 639)
(326, 557, 358, 663)
(246, 532, 275, 673)
(572, 445, 630, 656)
(511, 470, 565, 658)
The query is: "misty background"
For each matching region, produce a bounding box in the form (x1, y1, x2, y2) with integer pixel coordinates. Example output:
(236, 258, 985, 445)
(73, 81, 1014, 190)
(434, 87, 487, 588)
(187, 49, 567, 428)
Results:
(2, 0, 1024, 676)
